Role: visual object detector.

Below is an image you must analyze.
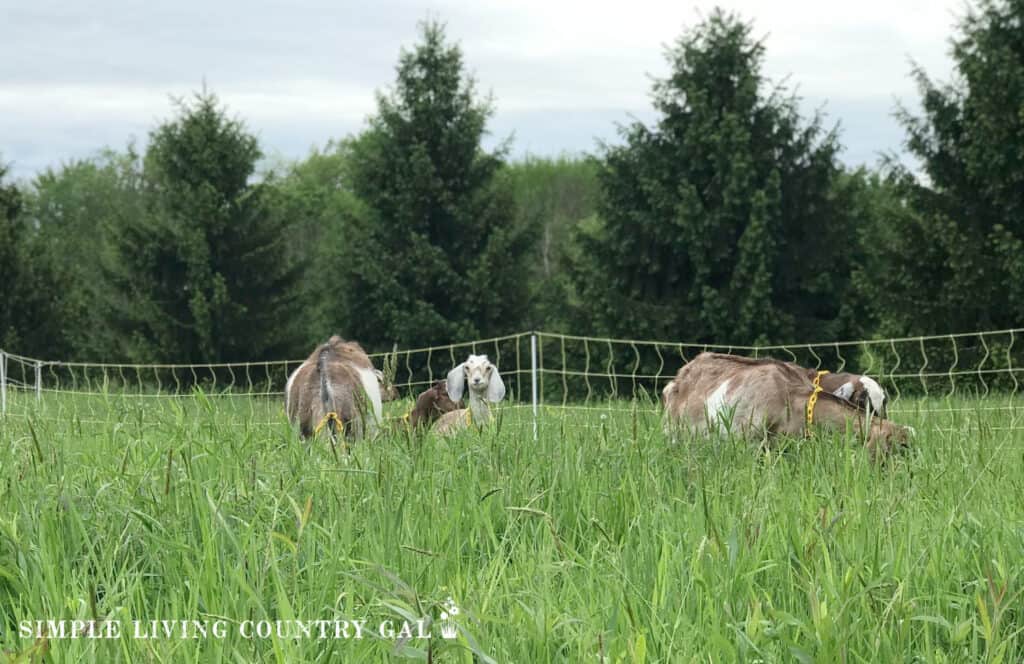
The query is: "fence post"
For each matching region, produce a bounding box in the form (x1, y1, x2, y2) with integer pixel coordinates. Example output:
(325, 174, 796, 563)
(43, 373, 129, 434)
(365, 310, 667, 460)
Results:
(35, 361, 42, 402)
(0, 350, 6, 417)
(530, 333, 539, 442)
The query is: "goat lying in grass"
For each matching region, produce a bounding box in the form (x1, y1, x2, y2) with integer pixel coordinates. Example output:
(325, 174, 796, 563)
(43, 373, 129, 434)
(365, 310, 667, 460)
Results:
(662, 352, 910, 458)
(391, 380, 462, 432)
(433, 354, 505, 435)
(285, 336, 383, 444)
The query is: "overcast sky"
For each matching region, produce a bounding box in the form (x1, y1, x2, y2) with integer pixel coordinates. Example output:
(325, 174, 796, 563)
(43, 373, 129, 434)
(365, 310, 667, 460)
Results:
(1, 0, 963, 181)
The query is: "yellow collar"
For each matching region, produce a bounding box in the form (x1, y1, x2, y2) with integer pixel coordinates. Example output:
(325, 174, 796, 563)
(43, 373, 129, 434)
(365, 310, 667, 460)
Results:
(806, 370, 829, 429)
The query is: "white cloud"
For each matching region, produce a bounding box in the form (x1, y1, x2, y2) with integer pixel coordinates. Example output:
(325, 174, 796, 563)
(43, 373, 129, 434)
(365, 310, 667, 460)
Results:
(0, 0, 960, 180)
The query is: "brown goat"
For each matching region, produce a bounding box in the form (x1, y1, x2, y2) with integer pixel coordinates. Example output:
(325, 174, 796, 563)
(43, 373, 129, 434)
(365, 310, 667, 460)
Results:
(390, 380, 462, 432)
(285, 336, 383, 441)
(662, 352, 910, 457)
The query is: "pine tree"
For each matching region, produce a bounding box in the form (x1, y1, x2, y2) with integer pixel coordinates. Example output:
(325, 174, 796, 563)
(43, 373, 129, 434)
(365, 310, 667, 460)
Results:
(338, 21, 534, 348)
(101, 93, 304, 363)
(732, 177, 780, 346)
(571, 10, 856, 345)
(858, 0, 1024, 334)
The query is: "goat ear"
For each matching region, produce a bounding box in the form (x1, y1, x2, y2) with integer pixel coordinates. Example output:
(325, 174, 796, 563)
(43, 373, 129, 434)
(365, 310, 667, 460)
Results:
(486, 366, 506, 403)
(832, 382, 855, 401)
(446, 364, 466, 403)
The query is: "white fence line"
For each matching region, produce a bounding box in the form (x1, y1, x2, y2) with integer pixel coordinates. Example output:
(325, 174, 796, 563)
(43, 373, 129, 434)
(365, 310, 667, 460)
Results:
(1, 328, 1022, 429)
(530, 333, 539, 442)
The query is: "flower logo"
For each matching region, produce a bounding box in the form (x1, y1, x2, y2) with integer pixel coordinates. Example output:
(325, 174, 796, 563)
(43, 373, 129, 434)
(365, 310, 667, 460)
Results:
(438, 596, 459, 639)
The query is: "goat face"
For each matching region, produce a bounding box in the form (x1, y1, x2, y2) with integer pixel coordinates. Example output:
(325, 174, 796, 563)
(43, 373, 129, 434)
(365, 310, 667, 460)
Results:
(892, 425, 912, 449)
(869, 422, 913, 459)
(446, 354, 506, 403)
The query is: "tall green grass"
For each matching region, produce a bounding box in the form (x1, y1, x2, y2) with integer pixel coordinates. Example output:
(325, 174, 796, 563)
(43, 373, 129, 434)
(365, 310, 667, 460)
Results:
(1, 393, 1022, 661)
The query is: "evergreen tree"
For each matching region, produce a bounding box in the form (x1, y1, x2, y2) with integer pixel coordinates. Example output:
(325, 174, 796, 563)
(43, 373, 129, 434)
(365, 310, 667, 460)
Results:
(340, 21, 535, 348)
(857, 0, 1024, 335)
(101, 92, 304, 363)
(571, 10, 857, 345)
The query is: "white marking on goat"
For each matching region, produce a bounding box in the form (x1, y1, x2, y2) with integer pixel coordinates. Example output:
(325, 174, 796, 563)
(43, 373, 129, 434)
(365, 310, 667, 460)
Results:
(859, 376, 886, 415)
(355, 367, 384, 428)
(832, 381, 855, 401)
(705, 379, 731, 425)
(284, 362, 305, 414)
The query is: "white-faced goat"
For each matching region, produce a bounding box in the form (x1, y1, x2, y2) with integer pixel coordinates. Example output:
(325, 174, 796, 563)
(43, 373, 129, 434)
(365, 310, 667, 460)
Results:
(662, 352, 910, 458)
(285, 336, 384, 443)
(433, 354, 506, 435)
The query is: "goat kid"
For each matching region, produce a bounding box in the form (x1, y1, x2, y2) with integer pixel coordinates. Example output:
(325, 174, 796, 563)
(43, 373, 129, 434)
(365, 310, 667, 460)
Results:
(391, 380, 462, 432)
(433, 354, 505, 435)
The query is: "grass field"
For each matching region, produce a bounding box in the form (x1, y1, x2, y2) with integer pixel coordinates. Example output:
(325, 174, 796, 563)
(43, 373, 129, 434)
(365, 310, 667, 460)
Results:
(1, 391, 1022, 662)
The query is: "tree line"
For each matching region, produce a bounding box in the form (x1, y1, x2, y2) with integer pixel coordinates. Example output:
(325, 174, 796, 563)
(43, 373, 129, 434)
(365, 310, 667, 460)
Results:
(2, 2, 1022, 364)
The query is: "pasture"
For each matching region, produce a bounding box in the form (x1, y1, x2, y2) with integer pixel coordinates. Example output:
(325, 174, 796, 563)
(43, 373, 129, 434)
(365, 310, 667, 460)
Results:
(1, 391, 1022, 661)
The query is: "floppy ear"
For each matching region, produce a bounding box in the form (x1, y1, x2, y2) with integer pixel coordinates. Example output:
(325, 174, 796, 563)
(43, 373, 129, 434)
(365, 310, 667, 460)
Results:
(446, 364, 466, 403)
(486, 366, 506, 403)
(832, 382, 855, 401)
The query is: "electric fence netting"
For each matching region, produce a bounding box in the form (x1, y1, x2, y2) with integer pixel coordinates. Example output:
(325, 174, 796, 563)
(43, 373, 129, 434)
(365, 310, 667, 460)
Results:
(1, 328, 1022, 437)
